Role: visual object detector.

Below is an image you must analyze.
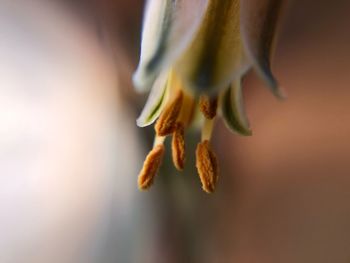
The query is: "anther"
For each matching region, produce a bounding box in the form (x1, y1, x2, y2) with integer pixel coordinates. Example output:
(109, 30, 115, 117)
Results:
(138, 144, 165, 190)
(199, 95, 218, 119)
(171, 122, 185, 171)
(155, 90, 183, 136)
(196, 140, 219, 193)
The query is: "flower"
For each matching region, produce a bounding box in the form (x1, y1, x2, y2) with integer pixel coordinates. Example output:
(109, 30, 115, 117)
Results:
(134, 0, 286, 193)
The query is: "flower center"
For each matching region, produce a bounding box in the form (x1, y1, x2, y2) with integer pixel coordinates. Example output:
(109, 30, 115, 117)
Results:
(138, 70, 219, 193)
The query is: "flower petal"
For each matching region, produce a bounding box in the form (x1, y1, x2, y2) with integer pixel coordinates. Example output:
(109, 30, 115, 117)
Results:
(241, 0, 286, 98)
(136, 72, 169, 127)
(133, 0, 209, 92)
(221, 78, 252, 136)
(174, 0, 250, 95)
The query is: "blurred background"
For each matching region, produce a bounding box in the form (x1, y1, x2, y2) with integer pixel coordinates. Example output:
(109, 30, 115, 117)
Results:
(1, 0, 350, 262)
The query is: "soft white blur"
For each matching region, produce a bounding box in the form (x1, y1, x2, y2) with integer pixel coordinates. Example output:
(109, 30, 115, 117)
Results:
(0, 1, 141, 262)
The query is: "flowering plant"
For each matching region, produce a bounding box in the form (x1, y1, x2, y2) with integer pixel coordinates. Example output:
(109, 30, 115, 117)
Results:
(135, 0, 286, 193)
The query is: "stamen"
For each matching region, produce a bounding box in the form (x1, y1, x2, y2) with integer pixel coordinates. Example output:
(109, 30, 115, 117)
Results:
(153, 134, 166, 148)
(201, 118, 215, 142)
(196, 140, 219, 193)
(155, 90, 184, 136)
(171, 122, 185, 171)
(138, 144, 165, 190)
(178, 90, 196, 127)
(199, 95, 218, 119)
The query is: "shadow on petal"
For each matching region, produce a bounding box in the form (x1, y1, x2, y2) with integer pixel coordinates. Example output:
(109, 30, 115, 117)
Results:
(241, 0, 287, 98)
(133, 0, 209, 92)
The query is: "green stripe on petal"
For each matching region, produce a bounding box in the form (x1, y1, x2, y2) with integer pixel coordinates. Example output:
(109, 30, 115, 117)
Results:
(241, 0, 286, 98)
(136, 72, 169, 127)
(133, 0, 209, 92)
(221, 78, 252, 136)
(175, 0, 249, 95)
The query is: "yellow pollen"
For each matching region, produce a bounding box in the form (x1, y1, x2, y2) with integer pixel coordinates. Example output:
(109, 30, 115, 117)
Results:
(196, 140, 219, 193)
(138, 144, 165, 190)
(171, 122, 186, 171)
(199, 95, 218, 120)
(155, 90, 184, 136)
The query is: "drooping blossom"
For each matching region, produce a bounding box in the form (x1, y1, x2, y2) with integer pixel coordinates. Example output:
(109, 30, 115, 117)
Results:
(134, 0, 286, 193)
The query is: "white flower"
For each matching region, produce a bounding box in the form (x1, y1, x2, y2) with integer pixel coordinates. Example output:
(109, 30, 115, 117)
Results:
(135, 0, 286, 193)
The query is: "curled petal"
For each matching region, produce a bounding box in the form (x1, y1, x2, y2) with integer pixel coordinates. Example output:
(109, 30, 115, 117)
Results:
(136, 72, 169, 127)
(175, 0, 250, 94)
(133, 0, 209, 92)
(241, 0, 286, 98)
(221, 78, 252, 136)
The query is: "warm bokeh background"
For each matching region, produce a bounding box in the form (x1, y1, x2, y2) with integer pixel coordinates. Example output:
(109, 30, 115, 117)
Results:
(1, 0, 350, 262)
